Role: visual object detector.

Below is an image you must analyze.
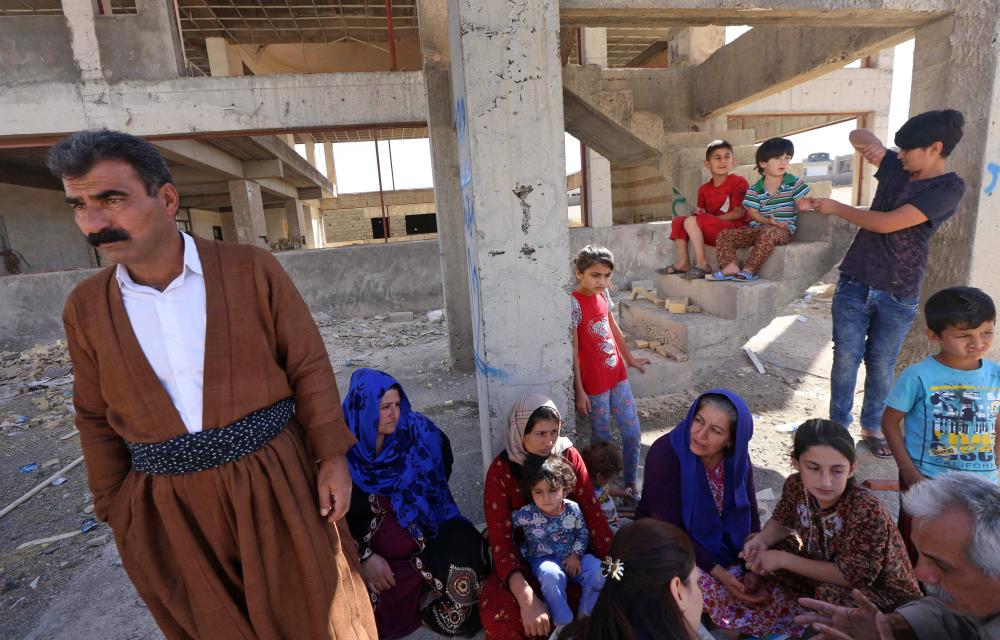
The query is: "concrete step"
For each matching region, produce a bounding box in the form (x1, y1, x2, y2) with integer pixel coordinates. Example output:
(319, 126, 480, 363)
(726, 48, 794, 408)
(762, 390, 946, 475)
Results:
(686, 239, 833, 281)
(620, 299, 735, 359)
(656, 274, 783, 320)
(625, 349, 695, 398)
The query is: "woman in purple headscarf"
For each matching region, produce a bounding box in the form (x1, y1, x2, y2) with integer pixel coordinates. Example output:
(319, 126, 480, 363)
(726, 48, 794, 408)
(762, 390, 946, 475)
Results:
(637, 389, 805, 638)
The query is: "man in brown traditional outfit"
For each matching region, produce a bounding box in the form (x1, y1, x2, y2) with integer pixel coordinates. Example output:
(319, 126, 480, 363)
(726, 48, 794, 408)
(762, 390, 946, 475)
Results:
(49, 130, 377, 639)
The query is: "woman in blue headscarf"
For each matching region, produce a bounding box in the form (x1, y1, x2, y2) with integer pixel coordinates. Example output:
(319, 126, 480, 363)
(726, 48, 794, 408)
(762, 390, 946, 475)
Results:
(636, 389, 804, 638)
(343, 368, 487, 639)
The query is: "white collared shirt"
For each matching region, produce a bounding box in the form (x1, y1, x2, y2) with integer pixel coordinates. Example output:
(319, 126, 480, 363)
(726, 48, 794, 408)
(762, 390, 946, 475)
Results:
(116, 233, 207, 433)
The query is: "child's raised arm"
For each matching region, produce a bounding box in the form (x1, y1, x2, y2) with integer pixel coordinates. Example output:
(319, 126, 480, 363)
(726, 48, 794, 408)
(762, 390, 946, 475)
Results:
(849, 128, 887, 167)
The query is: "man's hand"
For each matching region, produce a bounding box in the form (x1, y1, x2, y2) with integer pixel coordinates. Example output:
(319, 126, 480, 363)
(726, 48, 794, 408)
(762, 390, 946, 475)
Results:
(564, 553, 582, 578)
(317, 455, 352, 523)
(795, 589, 898, 640)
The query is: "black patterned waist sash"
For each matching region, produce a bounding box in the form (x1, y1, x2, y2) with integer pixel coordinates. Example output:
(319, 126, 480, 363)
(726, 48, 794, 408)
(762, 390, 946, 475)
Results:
(125, 397, 295, 475)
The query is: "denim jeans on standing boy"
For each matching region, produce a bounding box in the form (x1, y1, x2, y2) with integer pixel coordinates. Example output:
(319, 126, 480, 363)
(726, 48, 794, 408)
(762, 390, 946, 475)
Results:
(830, 274, 919, 435)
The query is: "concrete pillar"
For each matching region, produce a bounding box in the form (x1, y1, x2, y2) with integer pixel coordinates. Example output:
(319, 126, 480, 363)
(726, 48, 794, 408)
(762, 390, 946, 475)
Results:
(283, 199, 306, 249)
(206, 37, 231, 77)
(417, 0, 475, 372)
(585, 149, 614, 227)
(227, 180, 268, 249)
(897, 6, 1000, 366)
(322, 142, 339, 196)
(669, 27, 725, 67)
(856, 48, 894, 206)
(448, 0, 573, 463)
(581, 28, 607, 68)
(580, 27, 613, 227)
(305, 142, 317, 167)
(62, 0, 103, 82)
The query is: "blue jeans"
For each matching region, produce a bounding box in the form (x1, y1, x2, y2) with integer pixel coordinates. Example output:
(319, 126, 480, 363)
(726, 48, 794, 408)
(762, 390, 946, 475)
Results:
(830, 274, 919, 434)
(530, 554, 604, 625)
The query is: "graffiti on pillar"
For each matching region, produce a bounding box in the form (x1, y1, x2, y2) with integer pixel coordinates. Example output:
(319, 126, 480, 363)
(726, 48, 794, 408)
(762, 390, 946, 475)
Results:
(455, 96, 509, 380)
(984, 162, 1000, 196)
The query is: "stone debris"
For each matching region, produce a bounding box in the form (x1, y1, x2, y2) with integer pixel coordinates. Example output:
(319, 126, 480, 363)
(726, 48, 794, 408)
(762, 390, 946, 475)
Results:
(387, 311, 414, 324)
(313, 313, 447, 353)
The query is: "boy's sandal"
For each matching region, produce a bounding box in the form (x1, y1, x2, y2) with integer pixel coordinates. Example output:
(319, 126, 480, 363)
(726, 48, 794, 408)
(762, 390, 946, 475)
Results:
(656, 265, 687, 275)
(734, 270, 759, 282)
(680, 267, 708, 280)
(706, 271, 734, 281)
(861, 435, 894, 458)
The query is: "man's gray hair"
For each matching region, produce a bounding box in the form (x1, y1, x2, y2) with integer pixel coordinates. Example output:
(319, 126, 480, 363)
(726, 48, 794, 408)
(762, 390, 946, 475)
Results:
(903, 472, 1000, 577)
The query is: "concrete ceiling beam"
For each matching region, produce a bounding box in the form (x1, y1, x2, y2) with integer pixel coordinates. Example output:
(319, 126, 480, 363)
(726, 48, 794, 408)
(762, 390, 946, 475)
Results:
(257, 178, 299, 200)
(154, 139, 244, 179)
(243, 158, 285, 179)
(179, 193, 233, 209)
(691, 26, 911, 119)
(297, 186, 324, 200)
(559, 0, 954, 28)
(0, 71, 426, 142)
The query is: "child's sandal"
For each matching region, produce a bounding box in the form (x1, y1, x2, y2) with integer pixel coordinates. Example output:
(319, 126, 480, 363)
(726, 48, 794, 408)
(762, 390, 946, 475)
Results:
(706, 271, 734, 281)
(734, 270, 759, 282)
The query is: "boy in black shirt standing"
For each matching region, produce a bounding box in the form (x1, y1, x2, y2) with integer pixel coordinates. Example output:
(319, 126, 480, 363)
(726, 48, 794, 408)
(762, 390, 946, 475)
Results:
(798, 110, 967, 458)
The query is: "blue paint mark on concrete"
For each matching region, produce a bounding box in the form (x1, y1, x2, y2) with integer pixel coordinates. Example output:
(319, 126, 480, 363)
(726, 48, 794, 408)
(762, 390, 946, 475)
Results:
(984, 162, 1000, 195)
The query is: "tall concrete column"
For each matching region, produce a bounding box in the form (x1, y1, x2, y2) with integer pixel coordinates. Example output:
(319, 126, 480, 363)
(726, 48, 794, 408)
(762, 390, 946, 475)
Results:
(448, 0, 573, 464)
(227, 180, 268, 248)
(62, 0, 103, 82)
(283, 198, 306, 249)
(305, 141, 317, 167)
(897, 5, 1000, 366)
(322, 142, 339, 196)
(856, 48, 894, 206)
(205, 37, 232, 77)
(417, 0, 475, 371)
(580, 28, 613, 227)
(585, 150, 614, 227)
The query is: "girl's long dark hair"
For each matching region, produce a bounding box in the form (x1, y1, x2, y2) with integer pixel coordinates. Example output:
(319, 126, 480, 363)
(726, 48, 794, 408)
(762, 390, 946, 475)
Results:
(561, 520, 697, 640)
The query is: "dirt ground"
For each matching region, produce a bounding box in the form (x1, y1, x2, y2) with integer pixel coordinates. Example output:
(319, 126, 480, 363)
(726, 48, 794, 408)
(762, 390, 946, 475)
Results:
(0, 283, 899, 640)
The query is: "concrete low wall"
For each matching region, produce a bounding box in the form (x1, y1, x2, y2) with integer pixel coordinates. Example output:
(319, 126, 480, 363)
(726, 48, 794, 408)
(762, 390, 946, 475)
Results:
(0, 269, 97, 353)
(0, 222, 677, 351)
(275, 240, 444, 319)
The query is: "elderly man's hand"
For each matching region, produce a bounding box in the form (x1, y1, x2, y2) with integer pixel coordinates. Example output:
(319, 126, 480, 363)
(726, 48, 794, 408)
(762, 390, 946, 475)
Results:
(317, 455, 352, 523)
(795, 589, 897, 640)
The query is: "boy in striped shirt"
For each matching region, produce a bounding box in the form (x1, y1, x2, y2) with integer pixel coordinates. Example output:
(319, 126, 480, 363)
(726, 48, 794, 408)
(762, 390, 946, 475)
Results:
(711, 137, 810, 282)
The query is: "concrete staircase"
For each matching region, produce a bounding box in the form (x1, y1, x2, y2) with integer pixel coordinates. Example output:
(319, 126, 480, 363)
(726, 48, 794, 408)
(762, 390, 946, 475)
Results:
(619, 208, 841, 397)
(562, 62, 845, 395)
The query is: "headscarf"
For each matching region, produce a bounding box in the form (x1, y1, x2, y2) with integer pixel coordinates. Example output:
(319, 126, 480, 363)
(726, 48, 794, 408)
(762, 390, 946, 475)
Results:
(505, 393, 573, 465)
(343, 368, 461, 540)
(667, 388, 754, 567)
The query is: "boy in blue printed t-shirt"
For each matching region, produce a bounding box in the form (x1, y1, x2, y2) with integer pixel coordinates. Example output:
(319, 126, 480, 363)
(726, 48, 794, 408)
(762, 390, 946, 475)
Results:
(882, 287, 999, 563)
(883, 286, 999, 486)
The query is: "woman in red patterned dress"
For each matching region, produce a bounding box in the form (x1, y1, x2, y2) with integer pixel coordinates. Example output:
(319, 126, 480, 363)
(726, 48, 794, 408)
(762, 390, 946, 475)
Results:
(479, 394, 614, 639)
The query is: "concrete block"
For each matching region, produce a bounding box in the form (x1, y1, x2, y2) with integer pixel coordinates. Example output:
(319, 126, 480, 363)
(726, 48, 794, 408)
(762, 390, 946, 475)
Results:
(657, 276, 781, 320)
(634, 339, 649, 349)
(664, 297, 688, 313)
(388, 311, 414, 324)
(625, 350, 694, 398)
(620, 299, 733, 358)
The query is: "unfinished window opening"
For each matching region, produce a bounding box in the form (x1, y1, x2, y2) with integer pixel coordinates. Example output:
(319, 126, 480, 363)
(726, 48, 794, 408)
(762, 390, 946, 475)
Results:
(212, 225, 224, 241)
(370, 217, 386, 240)
(404, 213, 436, 235)
(96, 0, 138, 15)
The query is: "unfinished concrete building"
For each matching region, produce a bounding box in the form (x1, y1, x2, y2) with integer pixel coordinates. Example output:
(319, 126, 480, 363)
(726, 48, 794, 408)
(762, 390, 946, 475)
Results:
(1, 0, 997, 462)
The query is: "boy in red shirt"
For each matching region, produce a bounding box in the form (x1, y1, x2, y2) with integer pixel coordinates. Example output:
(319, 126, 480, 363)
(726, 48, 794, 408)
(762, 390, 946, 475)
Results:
(659, 140, 749, 279)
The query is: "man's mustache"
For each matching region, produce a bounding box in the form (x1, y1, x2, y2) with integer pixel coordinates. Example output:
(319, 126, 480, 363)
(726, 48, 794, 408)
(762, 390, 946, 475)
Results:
(87, 228, 131, 247)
